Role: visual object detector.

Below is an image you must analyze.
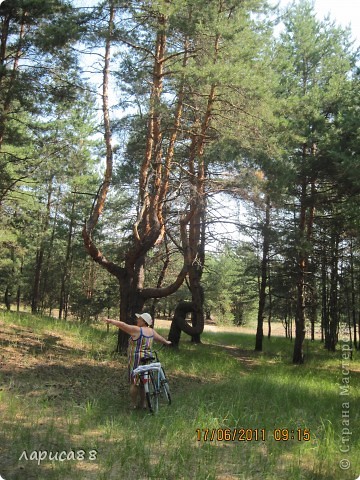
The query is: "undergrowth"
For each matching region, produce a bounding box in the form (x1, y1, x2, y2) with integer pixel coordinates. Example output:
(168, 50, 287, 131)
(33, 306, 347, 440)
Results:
(0, 310, 359, 480)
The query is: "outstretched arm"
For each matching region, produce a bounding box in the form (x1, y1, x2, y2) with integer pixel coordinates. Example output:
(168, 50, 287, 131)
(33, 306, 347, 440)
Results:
(153, 329, 172, 346)
(102, 318, 139, 337)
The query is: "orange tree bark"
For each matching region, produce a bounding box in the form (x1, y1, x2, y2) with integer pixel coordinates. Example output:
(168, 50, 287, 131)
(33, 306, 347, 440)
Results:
(82, 3, 192, 351)
(82, 2, 241, 350)
(167, 29, 221, 344)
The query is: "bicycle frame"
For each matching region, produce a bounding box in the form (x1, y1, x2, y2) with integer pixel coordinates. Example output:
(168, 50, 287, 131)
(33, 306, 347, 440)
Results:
(133, 360, 171, 413)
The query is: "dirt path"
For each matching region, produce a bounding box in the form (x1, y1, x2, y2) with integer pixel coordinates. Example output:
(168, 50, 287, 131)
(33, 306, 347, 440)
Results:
(155, 318, 289, 337)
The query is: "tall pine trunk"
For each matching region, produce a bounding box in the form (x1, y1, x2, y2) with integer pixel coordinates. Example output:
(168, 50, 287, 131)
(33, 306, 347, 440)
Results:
(349, 237, 358, 350)
(293, 145, 316, 364)
(0, 8, 26, 147)
(293, 177, 308, 364)
(59, 193, 76, 320)
(325, 230, 340, 351)
(31, 181, 53, 314)
(255, 196, 271, 351)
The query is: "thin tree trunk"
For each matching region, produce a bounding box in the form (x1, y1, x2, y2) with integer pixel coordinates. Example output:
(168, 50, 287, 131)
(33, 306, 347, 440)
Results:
(0, 9, 27, 147)
(16, 257, 23, 312)
(4, 286, 11, 311)
(59, 193, 76, 319)
(150, 235, 171, 323)
(31, 182, 53, 314)
(350, 237, 358, 350)
(326, 231, 339, 351)
(293, 145, 316, 364)
(293, 176, 307, 364)
(320, 236, 328, 344)
(255, 196, 271, 351)
(41, 189, 60, 315)
(267, 265, 273, 339)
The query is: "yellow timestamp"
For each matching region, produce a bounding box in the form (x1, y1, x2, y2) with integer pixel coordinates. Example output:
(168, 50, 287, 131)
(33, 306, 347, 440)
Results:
(273, 428, 311, 441)
(196, 428, 311, 442)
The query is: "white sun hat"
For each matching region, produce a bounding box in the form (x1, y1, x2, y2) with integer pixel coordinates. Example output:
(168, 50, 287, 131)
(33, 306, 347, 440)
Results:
(135, 312, 153, 326)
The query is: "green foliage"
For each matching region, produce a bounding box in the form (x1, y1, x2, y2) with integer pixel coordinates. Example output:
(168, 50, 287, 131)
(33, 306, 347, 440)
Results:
(0, 0, 359, 349)
(203, 244, 258, 325)
(275, 0, 357, 153)
(70, 259, 120, 322)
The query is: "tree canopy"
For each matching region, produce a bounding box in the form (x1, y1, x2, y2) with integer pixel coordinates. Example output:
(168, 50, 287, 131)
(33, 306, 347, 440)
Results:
(1, 0, 359, 362)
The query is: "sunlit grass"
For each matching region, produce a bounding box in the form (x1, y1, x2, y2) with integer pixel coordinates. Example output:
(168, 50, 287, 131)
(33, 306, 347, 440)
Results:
(0, 310, 359, 479)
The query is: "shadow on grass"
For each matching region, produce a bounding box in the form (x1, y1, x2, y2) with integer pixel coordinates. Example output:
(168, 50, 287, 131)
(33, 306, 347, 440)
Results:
(1, 315, 359, 480)
(0, 330, 62, 355)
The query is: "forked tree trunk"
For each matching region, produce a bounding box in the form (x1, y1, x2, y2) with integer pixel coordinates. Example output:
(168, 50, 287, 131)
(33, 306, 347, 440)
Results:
(82, 4, 214, 351)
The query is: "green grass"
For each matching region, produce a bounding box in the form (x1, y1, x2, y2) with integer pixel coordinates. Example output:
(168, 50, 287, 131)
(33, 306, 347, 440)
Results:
(0, 310, 359, 480)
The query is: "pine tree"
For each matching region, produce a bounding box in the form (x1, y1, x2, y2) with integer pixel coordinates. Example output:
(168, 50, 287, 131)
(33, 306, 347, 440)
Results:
(273, 0, 358, 362)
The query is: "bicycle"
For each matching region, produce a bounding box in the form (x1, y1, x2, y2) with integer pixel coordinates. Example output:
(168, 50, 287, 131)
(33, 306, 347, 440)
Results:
(132, 350, 171, 414)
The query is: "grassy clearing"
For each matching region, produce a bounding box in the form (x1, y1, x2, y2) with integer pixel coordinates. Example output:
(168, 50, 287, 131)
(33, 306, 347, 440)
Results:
(0, 310, 359, 480)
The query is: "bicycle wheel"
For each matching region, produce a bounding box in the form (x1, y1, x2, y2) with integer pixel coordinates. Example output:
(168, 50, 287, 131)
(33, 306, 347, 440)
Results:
(145, 370, 159, 414)
(159, 367, 171, 405)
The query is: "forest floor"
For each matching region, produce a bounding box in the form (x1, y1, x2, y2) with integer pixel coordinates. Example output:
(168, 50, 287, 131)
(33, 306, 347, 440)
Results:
(156, 317, 322, 340)
(0, 310, 359, 480)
